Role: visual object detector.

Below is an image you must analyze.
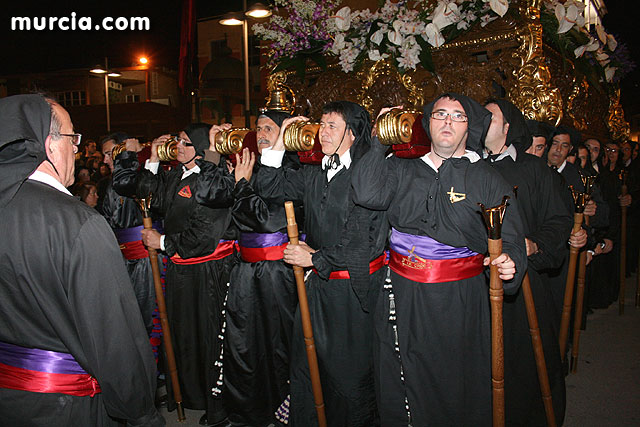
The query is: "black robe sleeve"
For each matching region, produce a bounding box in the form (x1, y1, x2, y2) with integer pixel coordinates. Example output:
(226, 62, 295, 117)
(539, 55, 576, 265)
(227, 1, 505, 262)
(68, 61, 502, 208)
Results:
(232, 178, 288, 233)
(351, 136, 398, 210)
(68, 215, 164, 426)
(525, 161, 572, 272)
(193, 155, 236, 209)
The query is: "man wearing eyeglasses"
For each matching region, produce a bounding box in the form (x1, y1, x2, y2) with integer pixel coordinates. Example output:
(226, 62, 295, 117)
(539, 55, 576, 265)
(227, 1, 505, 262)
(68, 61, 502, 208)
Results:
(352, 93, 526, 425)
(0, 95, 164, 425)
(114, 124, 235, 427)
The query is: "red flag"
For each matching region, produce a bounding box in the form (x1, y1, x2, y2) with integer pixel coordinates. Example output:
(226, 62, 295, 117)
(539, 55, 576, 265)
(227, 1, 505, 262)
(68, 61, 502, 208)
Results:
(178, 0, 195, 91)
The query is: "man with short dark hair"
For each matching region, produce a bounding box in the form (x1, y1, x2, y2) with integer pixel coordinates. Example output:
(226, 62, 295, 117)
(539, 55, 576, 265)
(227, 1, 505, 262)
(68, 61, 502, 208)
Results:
(0, 95, 163, 426)
(352, 93, 527, 425)
(256, 101, 388, 426)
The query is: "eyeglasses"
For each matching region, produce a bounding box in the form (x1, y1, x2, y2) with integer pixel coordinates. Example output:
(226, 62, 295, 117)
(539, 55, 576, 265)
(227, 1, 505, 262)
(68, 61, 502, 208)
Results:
(177, 138, 193, 147)
(54, 133, 82, 146)
(430, 111, 468, 122)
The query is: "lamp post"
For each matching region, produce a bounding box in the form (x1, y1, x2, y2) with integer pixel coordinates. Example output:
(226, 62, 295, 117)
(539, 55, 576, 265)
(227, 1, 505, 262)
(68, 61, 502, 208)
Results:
(139, 56, 150, 102)
(90, 57, 121, 132)
(220, 1, 272, 128)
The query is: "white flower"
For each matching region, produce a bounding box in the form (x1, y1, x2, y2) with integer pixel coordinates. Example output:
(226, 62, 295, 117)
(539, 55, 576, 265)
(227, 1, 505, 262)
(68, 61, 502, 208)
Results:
(486, 0, 509, 17)
(605, 66, 617, 82)
(338, 43, 359, 73)
(431, 2, 459, 30)
(368, 49, 388, 61)
(371, 29, 385, 45)
(388, 30, 403, 46)
(388, 21, 405, 46)
(334, 7, 352, 32)
(423, 23, 445, 47)
(480, 14, 498, 27)
(606, 34, 618, 52)
(596, 50, 610, 66)
(574, 36, 599, 58)
(595, 24, 608, 44)
(331, 34, 346, 53)
(555, 3, 580, 34)
(457, 19, 470, 30)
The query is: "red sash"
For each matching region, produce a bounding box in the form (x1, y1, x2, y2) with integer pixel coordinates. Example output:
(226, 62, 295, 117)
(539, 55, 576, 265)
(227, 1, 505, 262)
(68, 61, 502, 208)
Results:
(389, 249, 484, 283)
(119, 240, 149, 260)
(0, 362, 101, 397)
(170, 240, 235, 265)
(239, 243, 287, 263)
(316, 254, 386, 280)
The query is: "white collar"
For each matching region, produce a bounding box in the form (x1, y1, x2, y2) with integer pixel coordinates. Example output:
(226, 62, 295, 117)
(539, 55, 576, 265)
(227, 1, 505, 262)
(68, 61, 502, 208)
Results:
(28, 170, 72, 196)
(483, 144, 517, 162)
(556, 160, 568, 173)
(322, 149, 352, 171)
(421, 149, 480, 172)
(181, 163, 200, 179)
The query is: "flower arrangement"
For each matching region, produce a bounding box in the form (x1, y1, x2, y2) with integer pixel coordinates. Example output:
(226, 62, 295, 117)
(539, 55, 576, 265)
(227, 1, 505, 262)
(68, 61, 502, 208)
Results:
(253, 0, 634, 88)
(252, 0, 342, 75)
(541, 0, 635, 90)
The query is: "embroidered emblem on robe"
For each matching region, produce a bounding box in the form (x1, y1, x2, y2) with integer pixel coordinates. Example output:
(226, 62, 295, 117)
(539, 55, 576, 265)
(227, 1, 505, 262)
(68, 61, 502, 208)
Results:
(178, 185, 192, 198)
(447, 187, 466, 203)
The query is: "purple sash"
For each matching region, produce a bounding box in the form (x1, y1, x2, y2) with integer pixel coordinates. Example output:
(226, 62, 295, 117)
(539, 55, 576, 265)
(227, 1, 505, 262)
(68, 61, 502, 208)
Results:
(114, 222, 163, 244)
(390, 228, 478, 259)
(0, 341, 87, 375)
(239, 232, 289, 248)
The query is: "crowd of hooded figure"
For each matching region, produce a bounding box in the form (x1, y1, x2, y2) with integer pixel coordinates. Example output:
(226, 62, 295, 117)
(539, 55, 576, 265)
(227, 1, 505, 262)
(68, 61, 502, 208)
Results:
(0, 92, 635, 427)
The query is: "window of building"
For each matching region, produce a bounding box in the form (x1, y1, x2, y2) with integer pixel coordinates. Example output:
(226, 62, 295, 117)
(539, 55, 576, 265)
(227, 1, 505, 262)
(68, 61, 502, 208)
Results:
(56, 91, 86, 107)
(126, 94, 141, 103)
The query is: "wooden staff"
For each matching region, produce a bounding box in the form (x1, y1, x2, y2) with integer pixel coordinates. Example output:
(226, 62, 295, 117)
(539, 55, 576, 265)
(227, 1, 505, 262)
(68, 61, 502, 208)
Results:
(570, 175, 595, 374)
(559, 188, 586, 359)
(138, 197, 185, 422)
(570, 250, 587, 374)
(522, 273, 556, 427)
(619, 170, 628, 315)
(284, 201, 327, 427)
(479, 196, 510, 427)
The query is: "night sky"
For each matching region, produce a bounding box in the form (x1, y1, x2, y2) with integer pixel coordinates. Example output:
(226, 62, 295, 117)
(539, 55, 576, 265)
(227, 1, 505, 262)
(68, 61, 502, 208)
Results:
(1, 0, 637, 113)
(0, 0, 243, 74)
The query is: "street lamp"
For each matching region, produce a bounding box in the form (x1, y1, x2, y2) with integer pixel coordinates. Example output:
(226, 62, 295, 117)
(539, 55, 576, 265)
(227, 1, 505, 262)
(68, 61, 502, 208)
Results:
(90, 58, 120, 132)
(220, 1, 272, 127)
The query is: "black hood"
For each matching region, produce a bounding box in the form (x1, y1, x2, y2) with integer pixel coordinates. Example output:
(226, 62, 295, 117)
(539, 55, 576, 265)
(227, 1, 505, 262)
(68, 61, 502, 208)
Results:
(487, 99, 532, 154)
(184, 123, 212, 157)
(422, 93, 491, 154)
(258, 110, 292, 128)
(323, 100, 372, 163)
(525, 120, 555, 149)
(0, 94, 51, 212)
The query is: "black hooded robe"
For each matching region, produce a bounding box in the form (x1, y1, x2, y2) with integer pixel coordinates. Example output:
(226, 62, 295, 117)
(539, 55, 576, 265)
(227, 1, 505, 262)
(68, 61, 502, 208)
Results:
(254, 102, 388, 427)
(484, 100, 571, 426)
(195, 152, 300, 426)
(352, 94, 527, 426)
(112, 129, 235, 423)
(0, 95, 163, 426)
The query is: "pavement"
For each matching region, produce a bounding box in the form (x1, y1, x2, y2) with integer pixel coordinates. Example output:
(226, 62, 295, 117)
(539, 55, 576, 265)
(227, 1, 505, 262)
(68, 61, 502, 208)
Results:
(160, 274, 640, 426)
